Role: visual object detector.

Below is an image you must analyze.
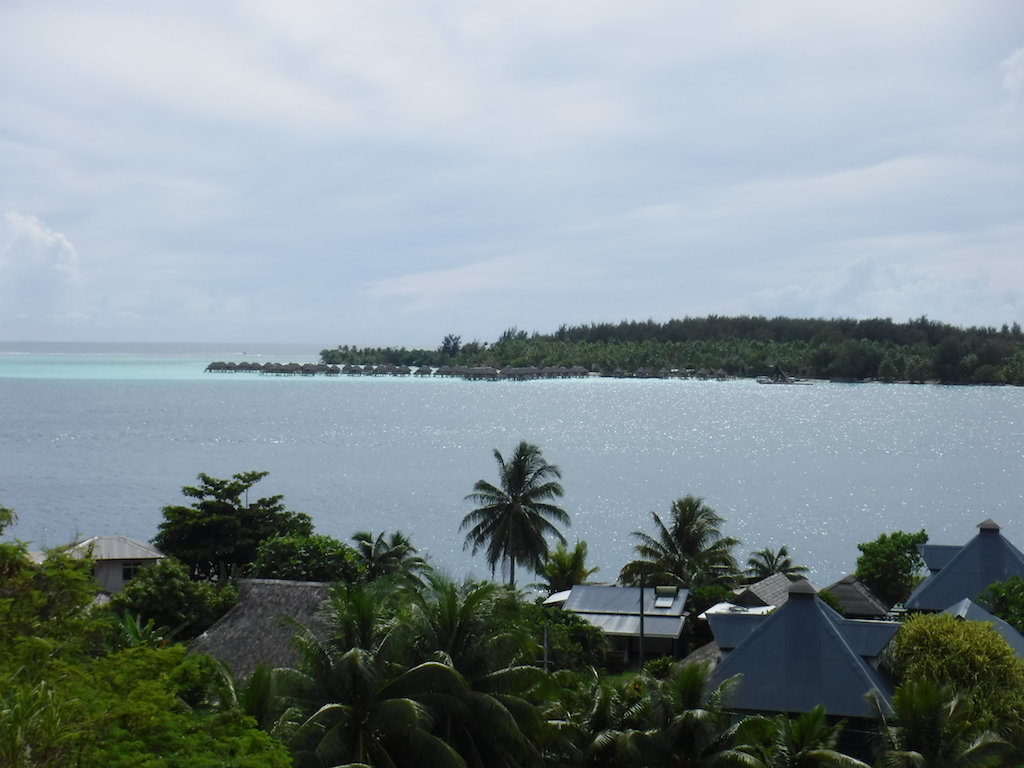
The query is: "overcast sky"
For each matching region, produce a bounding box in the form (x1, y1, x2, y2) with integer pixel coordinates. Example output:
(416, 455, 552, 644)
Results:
(2, 2, 1022, 347)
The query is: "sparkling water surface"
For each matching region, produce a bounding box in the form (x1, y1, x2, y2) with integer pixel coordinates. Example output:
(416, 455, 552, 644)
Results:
(2, 342, 1022, 587)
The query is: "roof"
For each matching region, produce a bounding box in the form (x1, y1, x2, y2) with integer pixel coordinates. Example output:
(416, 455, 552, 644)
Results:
(824, 575, 890, 618)
(734, 573, 814, 607)
(189, 578, 331, 680)
(563, 584, 689, 617)
(708, 582, 898, 719)
(905, 521, 1024, 611)
(942, 598, 1024, 658)
(562, 584, 689, 640)
(67, 536, 164, 561)
(918, 544, 963, 573)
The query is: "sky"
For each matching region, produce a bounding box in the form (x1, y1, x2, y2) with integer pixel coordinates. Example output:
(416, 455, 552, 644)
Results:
(1, 1, 1023, 348)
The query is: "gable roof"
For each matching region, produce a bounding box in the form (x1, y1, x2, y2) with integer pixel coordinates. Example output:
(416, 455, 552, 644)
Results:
(562, 584, 689, 639)
(67, 536, 164, 561)
(708, 581, 898, 719)
(824, 575, 890, 618)
(189, 578, 331, 680)
(905, 520, 1024, 611)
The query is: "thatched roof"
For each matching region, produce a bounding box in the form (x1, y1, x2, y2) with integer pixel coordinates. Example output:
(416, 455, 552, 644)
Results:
(189, 578, 331, 680)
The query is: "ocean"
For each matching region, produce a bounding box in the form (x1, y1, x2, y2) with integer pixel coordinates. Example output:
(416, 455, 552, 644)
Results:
(1, 341, 1022, 587)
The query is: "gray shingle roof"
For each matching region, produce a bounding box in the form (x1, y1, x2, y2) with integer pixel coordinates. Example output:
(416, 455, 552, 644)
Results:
(824, 575, 889, 618)
(709, 583, 898, 719)
(905, 521, 1024, 611)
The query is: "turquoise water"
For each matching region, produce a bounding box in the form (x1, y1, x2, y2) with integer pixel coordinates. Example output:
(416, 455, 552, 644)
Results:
(2, 342, 1022, 587)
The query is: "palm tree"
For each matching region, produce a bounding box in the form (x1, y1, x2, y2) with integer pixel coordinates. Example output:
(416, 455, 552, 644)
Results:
(876, 680, 1011, 768)
(536, 540, 600, 595)
(352, 530, 431, 587)
(746, 546, 808, 582)
(729, 706, 869, 768)
(461, 441, 570, 588)
(619, 496, 739, 590)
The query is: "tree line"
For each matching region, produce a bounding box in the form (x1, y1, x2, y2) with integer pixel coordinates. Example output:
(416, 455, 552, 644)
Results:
(321, 315, 1024, 384)
(6, 447, 1024, 765)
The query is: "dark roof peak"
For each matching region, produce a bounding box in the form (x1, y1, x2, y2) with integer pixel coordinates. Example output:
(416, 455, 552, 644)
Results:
(788, 579, 817, 598)
(979, 519, 1000, 531)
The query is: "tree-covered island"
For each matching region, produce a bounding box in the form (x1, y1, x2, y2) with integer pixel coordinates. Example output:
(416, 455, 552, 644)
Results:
(5, 457, 1024, 766)
(321, 315, 1024, 384)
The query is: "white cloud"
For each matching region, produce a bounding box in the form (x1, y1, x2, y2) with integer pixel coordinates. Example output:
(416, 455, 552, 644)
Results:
(0, 212, 91, 327)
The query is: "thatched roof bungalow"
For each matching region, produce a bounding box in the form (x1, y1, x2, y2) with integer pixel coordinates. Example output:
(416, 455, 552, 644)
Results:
(189, 578, 331, 680)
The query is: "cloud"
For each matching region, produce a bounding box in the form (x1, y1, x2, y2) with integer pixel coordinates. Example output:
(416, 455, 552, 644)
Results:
(1003, 46, 1024, 104)
(0, 212, 91, 327)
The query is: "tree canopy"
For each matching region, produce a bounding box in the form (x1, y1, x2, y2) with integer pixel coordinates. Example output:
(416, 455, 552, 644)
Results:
(854, 529, 927, 607)
(152, 471, 313, 580)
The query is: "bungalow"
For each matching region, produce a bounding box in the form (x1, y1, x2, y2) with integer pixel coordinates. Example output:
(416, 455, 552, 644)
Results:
(905, 519, 1024, 612)
(707, 581, 898, 720)
(62, 535, 164, 594)
(558, 584, 689, 663)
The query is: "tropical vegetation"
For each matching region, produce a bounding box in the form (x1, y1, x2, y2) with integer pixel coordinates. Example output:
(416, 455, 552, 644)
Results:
(462, 441, 571, 588)
(320, 314, 1024, 385)
(9, 460, 1024, 766)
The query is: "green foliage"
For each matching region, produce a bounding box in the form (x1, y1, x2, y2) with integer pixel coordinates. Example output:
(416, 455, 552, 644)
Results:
(817, 588, 844, 615)
(643, 655, 676, 679)
(976, 575, 1024, 633)
(322, 315, 1024, 384)
(352, 529, 431, 587)
(107, 557, 237, 642)
(878, 678, 1011, 768)
(251, 533, 362, 582)
(517, 600, 608, 671)
(746, 545, 808, 581)
(730, 705, 868, 768)
(462, 441, 570, 588)
(854, 529, 928, 607)
(619, 495, 740, 590)
(153, 471, 313, 580)
(536, 539, 599, 594)
(887, 613, 1024, 742)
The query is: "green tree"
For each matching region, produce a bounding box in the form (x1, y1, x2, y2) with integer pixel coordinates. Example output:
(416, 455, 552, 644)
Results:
(746, 545, 809, 581)
(976, 575, 1024, 633)
(729, 706, 868, 768)
(887, 612, 1024, 741)
(619, 496, 740, 590)
(536, 540, 599, 594)
(352, 529, 431, 586)
(107, 557, 237, 641)
(461, 441, 570, 588)
(251, 533, 362, 582)
(153, 471, 313, 580)
(854, 530, 927, 607)
(876, 679, 1011, 768)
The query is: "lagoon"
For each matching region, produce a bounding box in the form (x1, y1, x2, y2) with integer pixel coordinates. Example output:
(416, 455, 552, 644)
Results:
(1, 341, 1022, 587)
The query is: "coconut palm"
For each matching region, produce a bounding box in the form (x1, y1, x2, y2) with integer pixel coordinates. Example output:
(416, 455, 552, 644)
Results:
(352, 530, 431, 587)
(746, 546, 808, 582)
(619, 496, 740, 590)
(536, 540, 600, 595)
(461, 441, 570, 588)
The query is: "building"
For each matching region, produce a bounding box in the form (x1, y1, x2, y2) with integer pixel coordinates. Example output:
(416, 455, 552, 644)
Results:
(708, 581, 898, 720)
(64, 535, 164, 594)
(905, 520, 1024, 612)
(559, 584, 689, 663)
